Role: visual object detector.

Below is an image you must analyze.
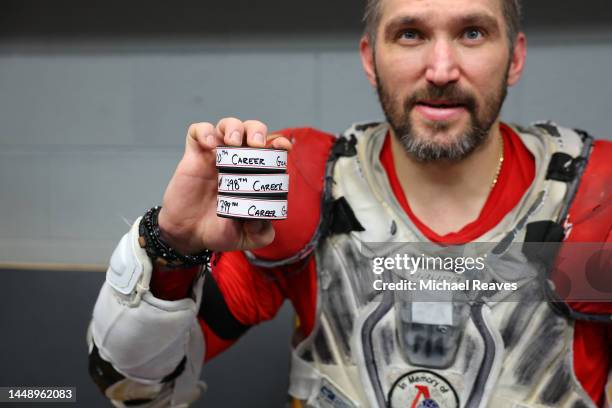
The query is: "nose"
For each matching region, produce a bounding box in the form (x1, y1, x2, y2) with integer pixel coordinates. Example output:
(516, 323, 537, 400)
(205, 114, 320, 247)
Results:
(424, 39, 461, 86)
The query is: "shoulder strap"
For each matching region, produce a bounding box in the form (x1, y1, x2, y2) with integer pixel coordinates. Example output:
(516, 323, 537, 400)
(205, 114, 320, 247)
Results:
(523, 124, 594, 244)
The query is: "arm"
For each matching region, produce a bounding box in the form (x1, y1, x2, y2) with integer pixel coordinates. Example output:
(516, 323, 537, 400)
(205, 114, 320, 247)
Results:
(87, 118, 293, 407)
(87, 230, 288, 407)
(87, 219, 206, 408)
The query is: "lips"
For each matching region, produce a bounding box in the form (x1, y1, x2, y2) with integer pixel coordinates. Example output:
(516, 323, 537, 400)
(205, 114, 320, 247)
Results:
(414, 100, 467, 121)
(417, 100, 465, 108)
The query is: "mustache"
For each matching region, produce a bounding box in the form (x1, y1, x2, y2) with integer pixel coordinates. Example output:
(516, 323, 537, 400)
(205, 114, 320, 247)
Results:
(405, 84, 477, 111)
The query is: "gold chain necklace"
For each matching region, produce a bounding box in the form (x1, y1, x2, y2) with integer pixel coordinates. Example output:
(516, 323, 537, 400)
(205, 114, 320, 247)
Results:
(491, 135, 505, 189)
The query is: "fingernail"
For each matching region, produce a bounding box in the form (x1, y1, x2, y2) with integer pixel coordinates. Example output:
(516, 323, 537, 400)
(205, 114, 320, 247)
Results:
(231, 131, 241, 144)
(253, 132, 265, 146)
(206, 135, 215, 147)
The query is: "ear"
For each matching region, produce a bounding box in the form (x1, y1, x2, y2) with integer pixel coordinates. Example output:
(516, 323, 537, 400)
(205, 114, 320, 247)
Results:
(360, 35, 378, 88)
(507, 32, 527, 87)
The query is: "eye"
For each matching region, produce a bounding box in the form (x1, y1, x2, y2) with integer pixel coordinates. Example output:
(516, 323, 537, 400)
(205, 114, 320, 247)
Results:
(399, 29, 421, 41)
(463, 28, 485, 41)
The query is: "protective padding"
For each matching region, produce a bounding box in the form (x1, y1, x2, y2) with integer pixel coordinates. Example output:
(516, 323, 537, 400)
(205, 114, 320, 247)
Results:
(90, 219, 205, 407)
(92, 282, 202, 383)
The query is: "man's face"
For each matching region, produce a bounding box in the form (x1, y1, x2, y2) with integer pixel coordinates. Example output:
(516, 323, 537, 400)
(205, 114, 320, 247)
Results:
(363, 0, 523, 161)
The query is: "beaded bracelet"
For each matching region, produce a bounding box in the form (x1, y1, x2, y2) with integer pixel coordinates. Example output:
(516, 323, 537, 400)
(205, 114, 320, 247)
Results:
(138, 206, 213, 268)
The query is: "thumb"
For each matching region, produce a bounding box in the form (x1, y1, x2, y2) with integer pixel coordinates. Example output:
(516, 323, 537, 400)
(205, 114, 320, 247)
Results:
(178, 123, 220, 176)
(241, 221, 275, 250)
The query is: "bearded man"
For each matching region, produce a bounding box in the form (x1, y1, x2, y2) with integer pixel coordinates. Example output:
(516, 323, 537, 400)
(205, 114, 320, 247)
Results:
(87, 0, 612, 407)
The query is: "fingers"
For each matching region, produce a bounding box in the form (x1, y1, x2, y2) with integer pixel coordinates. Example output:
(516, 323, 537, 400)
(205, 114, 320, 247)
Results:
(216, 118, 291, 150)
(267, 133, 293, 151)
(242, 220, 275, 250)
(244, 120, 268, 147)
(186, 122, 217, 151)
(217, 117, 268, 148)
(180, 122, 224, 179)
(189, 118, 293, 153)
(217, 117, 245, 147)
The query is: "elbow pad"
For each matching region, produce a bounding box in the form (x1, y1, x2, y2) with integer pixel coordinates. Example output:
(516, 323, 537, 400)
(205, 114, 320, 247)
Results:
(88, 218, 205, 407)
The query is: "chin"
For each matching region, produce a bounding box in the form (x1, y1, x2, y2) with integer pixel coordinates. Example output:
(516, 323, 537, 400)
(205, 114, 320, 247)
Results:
(416, 119, 468, 144)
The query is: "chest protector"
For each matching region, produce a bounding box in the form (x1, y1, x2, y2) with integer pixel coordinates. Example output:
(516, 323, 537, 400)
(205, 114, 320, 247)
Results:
(253, 122, 610, 408)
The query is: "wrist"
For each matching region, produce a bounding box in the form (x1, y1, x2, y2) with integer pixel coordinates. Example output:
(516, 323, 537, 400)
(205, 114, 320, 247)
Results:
(157, 208, 207, 255)
(150, 262, 201, 300)
(139, 206, 213, 268)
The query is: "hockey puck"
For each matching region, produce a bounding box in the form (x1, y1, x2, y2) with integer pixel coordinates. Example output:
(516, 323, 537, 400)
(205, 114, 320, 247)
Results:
(218, 173, 289, 196)
(217, 195, 288, 220)
(216, 146, 288, 173)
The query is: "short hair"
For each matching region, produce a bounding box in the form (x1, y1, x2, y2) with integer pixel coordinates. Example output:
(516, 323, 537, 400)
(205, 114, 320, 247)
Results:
(363, 0, 522, 48)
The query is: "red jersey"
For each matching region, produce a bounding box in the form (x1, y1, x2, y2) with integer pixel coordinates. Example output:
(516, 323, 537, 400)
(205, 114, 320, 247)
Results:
(151, 124, 612, 406)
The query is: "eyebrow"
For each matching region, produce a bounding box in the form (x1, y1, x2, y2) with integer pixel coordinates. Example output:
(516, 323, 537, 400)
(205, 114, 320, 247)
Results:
(384, 12, 500, 40)
(455, 13, 500, 30)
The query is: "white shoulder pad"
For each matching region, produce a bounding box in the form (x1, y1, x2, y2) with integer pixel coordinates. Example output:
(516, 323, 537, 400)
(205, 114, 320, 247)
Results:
(530, 120, 584, 158)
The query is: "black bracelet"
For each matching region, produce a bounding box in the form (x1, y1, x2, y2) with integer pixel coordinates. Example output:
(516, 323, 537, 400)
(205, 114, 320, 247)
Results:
(138, 206, 213, 268)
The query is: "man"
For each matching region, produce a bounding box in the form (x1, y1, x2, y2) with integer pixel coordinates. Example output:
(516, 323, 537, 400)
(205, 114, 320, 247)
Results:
(87, 0, 612, 407)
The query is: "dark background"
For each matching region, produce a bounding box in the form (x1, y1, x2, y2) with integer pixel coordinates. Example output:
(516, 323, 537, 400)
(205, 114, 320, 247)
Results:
(2, 0, 612, 38)
(0, 269, 294, 407)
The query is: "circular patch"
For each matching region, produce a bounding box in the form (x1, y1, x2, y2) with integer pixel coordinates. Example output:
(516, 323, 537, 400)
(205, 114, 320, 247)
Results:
(388, 370, 459, 408)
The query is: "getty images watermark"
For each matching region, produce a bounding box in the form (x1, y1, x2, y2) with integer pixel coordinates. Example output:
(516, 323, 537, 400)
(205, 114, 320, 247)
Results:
(371, 253, 517, 292)
(362, 242, 612, 302)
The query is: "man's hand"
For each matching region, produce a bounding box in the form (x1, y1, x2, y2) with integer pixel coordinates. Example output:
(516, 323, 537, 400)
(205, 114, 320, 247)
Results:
(157, 117, 292, 255)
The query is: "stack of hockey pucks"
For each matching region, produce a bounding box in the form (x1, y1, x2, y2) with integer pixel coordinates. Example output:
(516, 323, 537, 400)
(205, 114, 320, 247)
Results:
(215, 146, 289, 220)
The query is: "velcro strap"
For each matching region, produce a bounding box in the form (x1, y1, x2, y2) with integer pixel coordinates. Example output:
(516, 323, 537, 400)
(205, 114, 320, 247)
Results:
(522, 221, 564, 267)
(546, 152, 580, 182)
(525, 221, 565, 243)
(329, 197, 365, 235)
(330, 135, 357, 159)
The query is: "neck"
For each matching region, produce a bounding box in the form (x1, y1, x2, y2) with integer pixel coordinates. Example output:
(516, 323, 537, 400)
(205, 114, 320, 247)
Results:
(390, 121, 504, 236)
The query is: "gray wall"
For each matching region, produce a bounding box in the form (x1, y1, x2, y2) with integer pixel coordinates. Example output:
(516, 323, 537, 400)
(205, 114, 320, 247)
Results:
(1, 2, 612, 265)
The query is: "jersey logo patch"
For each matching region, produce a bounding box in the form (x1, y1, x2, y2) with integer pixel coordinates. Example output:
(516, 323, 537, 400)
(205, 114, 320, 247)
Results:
(388, 370, 459, 408)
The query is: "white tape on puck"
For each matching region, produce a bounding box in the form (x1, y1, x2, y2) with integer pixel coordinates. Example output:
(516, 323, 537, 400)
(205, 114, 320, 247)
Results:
(217, 195, 288, 220)
(216, 147, 288, 171)
(218, 173, 289, 195)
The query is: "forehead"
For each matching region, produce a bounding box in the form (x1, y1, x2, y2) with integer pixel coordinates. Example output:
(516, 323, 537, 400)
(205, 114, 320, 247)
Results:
(378, 0, 505, 26)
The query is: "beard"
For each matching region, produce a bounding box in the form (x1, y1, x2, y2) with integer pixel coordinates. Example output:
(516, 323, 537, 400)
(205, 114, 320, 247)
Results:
(375, 65, 509, 162)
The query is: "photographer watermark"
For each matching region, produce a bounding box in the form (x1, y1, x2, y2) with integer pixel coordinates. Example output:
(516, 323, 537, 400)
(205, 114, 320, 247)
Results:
(360, 242, 611, 302)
